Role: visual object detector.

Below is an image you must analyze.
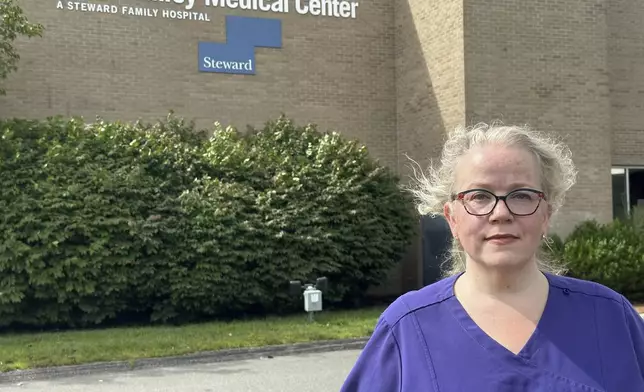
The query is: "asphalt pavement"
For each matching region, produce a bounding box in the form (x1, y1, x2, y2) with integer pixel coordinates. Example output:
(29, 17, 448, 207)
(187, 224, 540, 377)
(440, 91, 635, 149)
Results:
(0, 349, 361, 392)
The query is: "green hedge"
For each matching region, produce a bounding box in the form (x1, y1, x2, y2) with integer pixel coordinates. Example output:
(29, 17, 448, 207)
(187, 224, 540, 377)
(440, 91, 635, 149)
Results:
(0, 114, 416, 328)
(545, 212, 644, 302)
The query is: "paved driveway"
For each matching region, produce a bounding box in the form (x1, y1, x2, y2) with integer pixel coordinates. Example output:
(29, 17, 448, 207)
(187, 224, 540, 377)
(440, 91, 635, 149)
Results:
(0, 350, 361, 392)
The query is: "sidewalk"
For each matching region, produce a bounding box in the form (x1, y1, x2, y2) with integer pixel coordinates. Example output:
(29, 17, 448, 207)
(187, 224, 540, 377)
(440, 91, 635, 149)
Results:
(635, 304, 644, 317)
(0, 349, 361, 392)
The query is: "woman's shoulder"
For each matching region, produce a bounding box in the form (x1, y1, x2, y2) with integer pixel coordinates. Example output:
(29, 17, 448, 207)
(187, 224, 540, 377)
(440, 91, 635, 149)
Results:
(546, 274, 644, 387)
(378, 274, 460, 328)
(339, 276, 460, 392)
(546, 273, 643, 332)
(545, 273, 631, 308)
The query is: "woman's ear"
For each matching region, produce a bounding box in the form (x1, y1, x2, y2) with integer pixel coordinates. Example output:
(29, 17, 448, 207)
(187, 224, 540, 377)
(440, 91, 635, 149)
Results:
(541, 203, 552, 233)
(443, 202, 458, 239)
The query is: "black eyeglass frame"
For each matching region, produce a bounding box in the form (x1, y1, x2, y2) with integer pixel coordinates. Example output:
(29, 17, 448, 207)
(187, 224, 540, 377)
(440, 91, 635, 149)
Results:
(450, 187, 547, 216)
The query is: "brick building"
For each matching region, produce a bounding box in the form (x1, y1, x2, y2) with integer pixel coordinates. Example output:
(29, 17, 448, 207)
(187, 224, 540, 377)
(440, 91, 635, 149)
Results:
(2, 0, 643, 294)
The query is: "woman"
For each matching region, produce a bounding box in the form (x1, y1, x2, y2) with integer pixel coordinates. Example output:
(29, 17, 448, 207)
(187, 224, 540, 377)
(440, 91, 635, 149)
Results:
(340, 123, 644, 391)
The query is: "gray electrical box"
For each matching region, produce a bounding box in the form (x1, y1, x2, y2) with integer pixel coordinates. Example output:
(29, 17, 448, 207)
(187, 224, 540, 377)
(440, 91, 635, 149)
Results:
(288, 276, 327, 322)
(303, 286, 323, 312)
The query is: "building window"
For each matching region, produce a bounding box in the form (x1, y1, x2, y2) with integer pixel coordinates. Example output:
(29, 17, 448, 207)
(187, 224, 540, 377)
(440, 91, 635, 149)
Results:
(612, 166, 644, 220)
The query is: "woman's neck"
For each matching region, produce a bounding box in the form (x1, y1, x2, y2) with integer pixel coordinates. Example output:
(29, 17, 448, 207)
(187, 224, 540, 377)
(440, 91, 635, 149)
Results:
(456, 259, 547, 301)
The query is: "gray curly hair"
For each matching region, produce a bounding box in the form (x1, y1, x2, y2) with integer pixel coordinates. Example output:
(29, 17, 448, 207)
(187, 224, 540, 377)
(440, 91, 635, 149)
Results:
(408, 122, 578, 277)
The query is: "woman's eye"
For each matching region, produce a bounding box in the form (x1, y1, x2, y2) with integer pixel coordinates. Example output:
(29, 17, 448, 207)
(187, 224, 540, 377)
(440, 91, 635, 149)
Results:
(511, 192, 534, 200)
(470, 193, 491, 201)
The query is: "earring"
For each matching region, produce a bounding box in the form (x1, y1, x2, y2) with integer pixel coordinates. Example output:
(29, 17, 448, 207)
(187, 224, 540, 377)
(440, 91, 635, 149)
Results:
(542, 233, 553, 245)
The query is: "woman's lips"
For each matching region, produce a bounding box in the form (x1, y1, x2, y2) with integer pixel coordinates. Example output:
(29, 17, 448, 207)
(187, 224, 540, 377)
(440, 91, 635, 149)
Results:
(485, 234, 519, 244)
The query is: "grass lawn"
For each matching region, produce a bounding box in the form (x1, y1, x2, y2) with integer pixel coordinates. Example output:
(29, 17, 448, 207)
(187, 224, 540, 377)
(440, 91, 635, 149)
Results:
(0, 307, 382, 373)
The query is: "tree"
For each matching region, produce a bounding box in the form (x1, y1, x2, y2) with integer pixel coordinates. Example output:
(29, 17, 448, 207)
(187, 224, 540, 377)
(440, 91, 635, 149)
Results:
(0, 0, 43, 95)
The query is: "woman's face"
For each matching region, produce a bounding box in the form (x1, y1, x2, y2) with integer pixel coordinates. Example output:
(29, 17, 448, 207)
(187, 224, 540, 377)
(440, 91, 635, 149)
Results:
(443, 143, 551, 271)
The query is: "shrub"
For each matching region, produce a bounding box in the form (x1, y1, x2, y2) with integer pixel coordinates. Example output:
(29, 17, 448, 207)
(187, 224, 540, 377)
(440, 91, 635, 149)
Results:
(0, 115, 208, 327)
(158, 117, 416, 318)
(563, 219, 644, 301)
(0, 114, 416, 328)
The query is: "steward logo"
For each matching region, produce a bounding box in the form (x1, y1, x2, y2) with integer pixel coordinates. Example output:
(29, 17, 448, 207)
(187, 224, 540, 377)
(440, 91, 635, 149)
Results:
(198, 15, 282, 75)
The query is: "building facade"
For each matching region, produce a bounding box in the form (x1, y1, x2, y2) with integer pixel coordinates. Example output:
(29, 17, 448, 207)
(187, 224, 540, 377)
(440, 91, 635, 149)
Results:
(2, 0, 643, 294)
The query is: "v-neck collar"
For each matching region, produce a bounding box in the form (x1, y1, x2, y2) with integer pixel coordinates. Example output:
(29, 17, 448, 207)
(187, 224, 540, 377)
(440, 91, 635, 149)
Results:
(447, 271, 555, 363)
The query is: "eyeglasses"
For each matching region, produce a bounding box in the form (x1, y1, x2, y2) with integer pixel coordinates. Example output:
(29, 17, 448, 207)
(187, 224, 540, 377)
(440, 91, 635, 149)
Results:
(451, 188, 546, 216)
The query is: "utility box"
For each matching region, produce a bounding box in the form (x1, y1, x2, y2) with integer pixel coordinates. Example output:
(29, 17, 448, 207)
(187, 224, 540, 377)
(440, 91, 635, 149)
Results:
(289, 276, 327, 321)
(303, 286, 323, 312)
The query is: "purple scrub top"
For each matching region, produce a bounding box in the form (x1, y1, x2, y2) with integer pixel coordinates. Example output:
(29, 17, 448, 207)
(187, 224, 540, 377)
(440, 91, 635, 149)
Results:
(340, 272, 644, 391)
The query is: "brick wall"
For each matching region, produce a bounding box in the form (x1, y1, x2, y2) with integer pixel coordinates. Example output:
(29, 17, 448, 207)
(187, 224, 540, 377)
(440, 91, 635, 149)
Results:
(609, 0, 644, 166)
(394, 0, 465, 289)
(395, 0, 465, 172)
(0, 0, 397, 168)
(462, 0, 613, 236)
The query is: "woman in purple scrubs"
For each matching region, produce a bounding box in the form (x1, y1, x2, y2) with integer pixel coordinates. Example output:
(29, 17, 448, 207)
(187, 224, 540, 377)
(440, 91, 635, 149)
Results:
(340, 123, 644, 391)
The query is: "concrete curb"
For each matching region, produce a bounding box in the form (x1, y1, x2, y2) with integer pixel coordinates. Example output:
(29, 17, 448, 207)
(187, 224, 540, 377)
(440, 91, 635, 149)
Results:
(0, 337, 369, 384)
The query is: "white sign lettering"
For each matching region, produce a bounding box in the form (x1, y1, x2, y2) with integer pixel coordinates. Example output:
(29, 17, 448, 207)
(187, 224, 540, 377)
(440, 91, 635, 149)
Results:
(56, 1, 211, 21)
(55, 0, 359, 19)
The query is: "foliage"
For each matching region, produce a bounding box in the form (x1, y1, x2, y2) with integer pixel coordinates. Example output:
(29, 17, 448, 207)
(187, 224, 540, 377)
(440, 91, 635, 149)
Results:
(0, 114, 415, 328)
(0, 0, 44, 95)
(0, 114, 208, 326)
(172, 117, 417, 314)
(562, 218, 644, 301)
